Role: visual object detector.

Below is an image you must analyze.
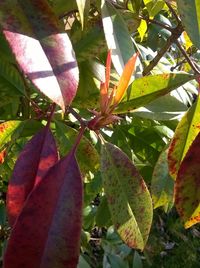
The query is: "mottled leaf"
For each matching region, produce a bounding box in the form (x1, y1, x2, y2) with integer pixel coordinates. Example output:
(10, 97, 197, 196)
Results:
(168, 96, 200, 179)
(151, 149, 174, 210)
(101, 142, 153, 250)
(7, 126, 58, 226)
(0, 0, 79, 111)
(116, 73, 195, 113)
(175, 131, 200, 228)
(55, 121, 99, 174)
(4, 150, 83, 268)
(0, 121, 22, 150)
(177, 0, 200, 49)
(101, 0, 136, 75)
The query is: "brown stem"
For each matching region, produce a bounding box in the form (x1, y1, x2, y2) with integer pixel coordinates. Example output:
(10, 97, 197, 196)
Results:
(142, 24, 183, 76)
(46, 103, 56, 128)
(68, 107, 87, 127)
(139, 15, 173, 32)
(175, 40, 200, 74)
(165, 1, 180, 23)
(71, 126, 86, 155)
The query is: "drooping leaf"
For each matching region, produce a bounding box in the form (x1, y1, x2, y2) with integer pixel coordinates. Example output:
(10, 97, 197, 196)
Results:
(0, 121, 22, 150)
(101, 0, 136, 75)
(0, 0, 79, 111)
(116, 73, 195, 113)
(168, 95, 200, 179)
(4, 150, 83, 268)
(7, 126, 58, 226)
(101, 142, 153, 250)
(55, 121, 99, 174)
(76, 0, 90, 29)
(176, 0, 200, 49)
(151, 149, 174, 210)
(175, 131, 200, 228)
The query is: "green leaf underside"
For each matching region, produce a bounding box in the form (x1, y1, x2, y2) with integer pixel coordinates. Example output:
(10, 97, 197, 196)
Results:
(168, 95, 200, 179)
(101, 142, 153, 250)
(177, 0, 200, 49)
(116, 73, 195, 113)
(151, 149, 174, 209)
(175, 131, 200, 228)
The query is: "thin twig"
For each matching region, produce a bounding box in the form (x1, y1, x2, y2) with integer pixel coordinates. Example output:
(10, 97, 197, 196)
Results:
(165, 1, 180, 23)
(142, 24, 183, 76)
(139, 15, 173, 32)
(175, 40, 200, 74)
(68, 107, 87, 127)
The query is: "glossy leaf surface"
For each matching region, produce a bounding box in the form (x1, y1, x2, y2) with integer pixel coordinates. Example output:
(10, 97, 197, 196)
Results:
(116, 73, 195, 113)
(0, 0, 79, 111)
(177, 0, 200, 49)
(4, 150, 83, 268)
(151, 149, 174, 210)
(101, 0, 136, 75)
(7, 126, 58, 226)
(175, 131, 200, 228)
(101, 142, 153, 250)
(168, 96, 200, 179)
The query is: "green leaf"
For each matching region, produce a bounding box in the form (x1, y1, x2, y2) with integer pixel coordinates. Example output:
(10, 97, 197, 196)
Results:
(95, 195, 111, 227)
(177, 0, 200, 49)
(132, 93, 188, 121)
(144, 0, 165, 18)
(168, 95, 200, 179)
(0, 56, 25, 95)
(101, 142, 153, 250)
(74, 24, 106, 62)
(73, 61, 100, 109)
(76, 0, 90, 29)
(101, 0, 136, 75)
(55, 121, 99, 174)
(132, 251, 143, 268)
(78, 255, 91, 268)
(175, 131, 200, 228)
(116, 73, 195, 113)
(151, 149, 174, 209)
(130, 0, 142, 14)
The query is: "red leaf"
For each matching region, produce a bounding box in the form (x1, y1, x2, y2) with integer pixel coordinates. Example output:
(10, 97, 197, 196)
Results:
(4, 150, 83, 268)
(175, 131, 200, 228)
(7, 126, 58, 227)
(0, 0, 79, 111)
